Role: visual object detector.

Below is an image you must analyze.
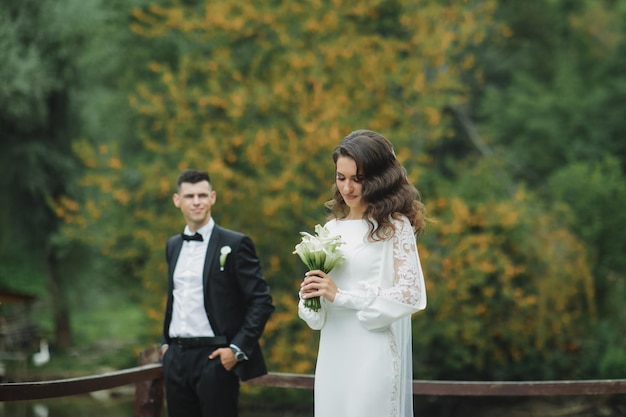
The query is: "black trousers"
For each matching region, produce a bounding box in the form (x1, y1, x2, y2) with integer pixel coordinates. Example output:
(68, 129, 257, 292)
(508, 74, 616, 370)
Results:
(163, 343, 240, 417)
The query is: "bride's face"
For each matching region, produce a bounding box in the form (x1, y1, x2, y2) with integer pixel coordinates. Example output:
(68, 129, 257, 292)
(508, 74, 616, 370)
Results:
(336, 156, 366, 218)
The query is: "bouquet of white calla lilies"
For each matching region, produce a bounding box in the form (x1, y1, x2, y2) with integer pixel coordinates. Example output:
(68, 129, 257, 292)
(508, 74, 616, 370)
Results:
(293, 224, 345, 311)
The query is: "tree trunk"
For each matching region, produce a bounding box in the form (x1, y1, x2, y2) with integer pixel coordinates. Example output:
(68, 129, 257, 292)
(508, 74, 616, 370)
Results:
(45, 251, 72, 349)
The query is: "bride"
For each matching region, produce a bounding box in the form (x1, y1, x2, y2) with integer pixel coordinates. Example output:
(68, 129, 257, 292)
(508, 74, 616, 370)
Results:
(298, 129, 428, 417)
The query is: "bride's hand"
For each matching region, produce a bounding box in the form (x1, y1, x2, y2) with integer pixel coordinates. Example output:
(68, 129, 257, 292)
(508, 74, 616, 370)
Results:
(301, 270, 338, 302)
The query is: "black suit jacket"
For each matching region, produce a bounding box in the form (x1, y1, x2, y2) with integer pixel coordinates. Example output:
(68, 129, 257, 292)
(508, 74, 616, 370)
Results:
(163, 224, 274, 381)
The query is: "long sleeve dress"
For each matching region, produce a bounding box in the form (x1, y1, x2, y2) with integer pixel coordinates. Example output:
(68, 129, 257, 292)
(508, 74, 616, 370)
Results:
(298, 215, 427, 417)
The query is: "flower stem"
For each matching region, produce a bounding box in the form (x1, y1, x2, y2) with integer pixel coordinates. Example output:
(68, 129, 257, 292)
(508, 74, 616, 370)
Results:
(304, 296, 321, 312)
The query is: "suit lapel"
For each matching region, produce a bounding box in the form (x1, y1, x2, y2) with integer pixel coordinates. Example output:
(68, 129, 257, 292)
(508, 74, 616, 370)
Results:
(165, 236, 184, 338)
(169, 237, 184, 275)
(202, 226, 222, 334)
(203, 225, 220, 287)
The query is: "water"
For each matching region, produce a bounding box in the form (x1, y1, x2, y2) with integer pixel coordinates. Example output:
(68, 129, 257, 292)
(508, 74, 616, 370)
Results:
(0, 392, 313, 417)
(0, 395, 134, 417)
(4, 394, 624, 417)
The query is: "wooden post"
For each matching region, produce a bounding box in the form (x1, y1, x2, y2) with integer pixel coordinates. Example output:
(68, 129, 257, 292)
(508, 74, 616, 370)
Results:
(133, 345, 164, 417)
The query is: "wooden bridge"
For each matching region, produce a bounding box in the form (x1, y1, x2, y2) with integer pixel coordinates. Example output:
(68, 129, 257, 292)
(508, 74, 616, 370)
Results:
(1, 346, 625, 417)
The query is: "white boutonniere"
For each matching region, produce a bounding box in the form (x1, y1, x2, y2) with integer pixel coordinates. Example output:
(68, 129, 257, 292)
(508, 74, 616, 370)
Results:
(220, 246, 232, 271)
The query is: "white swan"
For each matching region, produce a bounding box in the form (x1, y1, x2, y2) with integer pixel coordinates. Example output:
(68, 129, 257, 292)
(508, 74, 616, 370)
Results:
(32, 339, 50, 366)
(32, 403, 49, 417)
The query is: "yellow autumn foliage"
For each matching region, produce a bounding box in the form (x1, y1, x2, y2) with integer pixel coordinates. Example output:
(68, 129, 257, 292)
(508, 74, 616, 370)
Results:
(58, 0, 595, 379)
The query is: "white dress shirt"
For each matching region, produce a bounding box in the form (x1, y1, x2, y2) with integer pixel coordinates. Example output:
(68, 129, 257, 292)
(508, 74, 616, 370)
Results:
(168, 219, 216, 338)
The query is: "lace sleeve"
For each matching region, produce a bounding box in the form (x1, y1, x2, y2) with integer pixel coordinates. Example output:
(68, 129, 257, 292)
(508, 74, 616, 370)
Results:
(356, 217, 427, 331)
(379, 217, 426, 307)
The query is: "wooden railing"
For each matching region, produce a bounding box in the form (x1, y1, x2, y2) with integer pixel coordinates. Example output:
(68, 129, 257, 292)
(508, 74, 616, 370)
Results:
(0, 346, 165, 417)
(1, 346, 626, 417)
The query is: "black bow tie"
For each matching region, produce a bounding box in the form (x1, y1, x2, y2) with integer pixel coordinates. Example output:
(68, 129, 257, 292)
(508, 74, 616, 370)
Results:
(181, 232, 203, 242)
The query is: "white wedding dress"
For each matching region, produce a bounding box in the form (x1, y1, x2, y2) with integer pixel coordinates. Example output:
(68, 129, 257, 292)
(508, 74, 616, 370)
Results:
(298, 216, 427, 417)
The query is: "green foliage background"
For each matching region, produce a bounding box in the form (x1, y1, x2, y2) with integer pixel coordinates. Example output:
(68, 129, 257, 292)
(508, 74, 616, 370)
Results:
(1, 0, 625, 383)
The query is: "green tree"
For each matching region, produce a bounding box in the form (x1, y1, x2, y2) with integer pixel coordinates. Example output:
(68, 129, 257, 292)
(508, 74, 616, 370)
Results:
(0, 0, 150, 349)
(64, 0, 499, 372)
(547, 158, 626, 310)
(479, 0, 626, 183)
(471, 0, 626, 377)
(56, 0, 611, 382)
(415, 159, 595, 380)
(0, 0, 90, 348)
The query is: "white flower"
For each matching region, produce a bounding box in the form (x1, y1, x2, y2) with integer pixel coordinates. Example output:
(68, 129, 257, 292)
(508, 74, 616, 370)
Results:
(220, 246, 232, 271)
(293, 226, 344, 273)
(293, 225, 345, 311)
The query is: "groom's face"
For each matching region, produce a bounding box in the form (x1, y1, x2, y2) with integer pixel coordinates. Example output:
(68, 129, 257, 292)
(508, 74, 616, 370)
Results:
(173, 180, 216, 230)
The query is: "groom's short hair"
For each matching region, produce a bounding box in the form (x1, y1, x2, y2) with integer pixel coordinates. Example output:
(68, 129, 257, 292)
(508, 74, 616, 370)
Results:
(177, 169, 211, 189)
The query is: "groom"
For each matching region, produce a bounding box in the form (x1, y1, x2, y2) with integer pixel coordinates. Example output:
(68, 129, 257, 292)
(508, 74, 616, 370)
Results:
(160, 169, 274, 417)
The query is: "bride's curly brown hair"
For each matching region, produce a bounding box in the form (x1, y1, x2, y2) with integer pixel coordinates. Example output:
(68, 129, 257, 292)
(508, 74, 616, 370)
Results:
(325, 129, 426, 241)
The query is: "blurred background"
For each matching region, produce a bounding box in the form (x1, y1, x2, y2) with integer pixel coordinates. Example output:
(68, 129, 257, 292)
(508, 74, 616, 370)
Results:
(1, 0, 625, 415)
